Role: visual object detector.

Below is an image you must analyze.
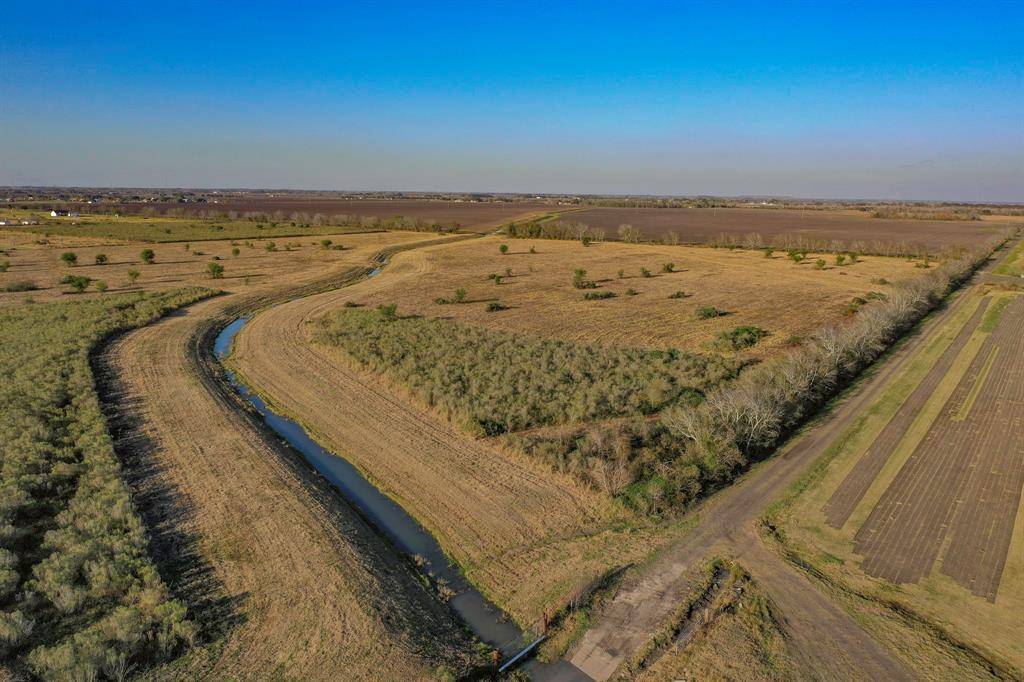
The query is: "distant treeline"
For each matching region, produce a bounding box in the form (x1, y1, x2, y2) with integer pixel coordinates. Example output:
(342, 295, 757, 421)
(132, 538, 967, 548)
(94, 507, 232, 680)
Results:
(0, 289, 210, 679)
(504, 217, 975, 258)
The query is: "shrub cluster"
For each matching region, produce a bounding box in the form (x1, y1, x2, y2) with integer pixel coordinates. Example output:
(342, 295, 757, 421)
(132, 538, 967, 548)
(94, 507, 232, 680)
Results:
(0, 289, 208, 678)
(316, 309, 742, 436)
(507, 235, 1007, 514)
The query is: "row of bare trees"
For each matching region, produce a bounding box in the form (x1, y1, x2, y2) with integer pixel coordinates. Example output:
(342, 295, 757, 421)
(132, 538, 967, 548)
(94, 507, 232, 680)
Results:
(660, 233, 1008, 481)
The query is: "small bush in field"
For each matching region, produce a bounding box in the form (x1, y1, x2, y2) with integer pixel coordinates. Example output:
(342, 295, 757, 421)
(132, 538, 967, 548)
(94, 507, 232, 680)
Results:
(696, 306, 726, 319)
(583, 290, 616, 300)
(60, 252, 77, 266)
(486, 301, 507, 312)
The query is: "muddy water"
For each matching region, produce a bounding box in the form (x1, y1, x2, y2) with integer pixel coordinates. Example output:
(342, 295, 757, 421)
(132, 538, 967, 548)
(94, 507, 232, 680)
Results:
(213, 316, 529, 656)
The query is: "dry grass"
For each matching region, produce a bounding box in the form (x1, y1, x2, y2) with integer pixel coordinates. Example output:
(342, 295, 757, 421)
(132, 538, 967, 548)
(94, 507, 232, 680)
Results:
(771, 287, 1024, 675)
(0, 229, 429, 304)
(87, 233, 482, 679)
(343, 236, 920, 357)
(637, 568, 801, 682)
(228, 252, 691, 626)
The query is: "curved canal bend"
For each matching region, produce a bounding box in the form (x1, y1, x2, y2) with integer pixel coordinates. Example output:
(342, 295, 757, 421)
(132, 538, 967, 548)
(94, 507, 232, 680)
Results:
(211, 263, 547, 672)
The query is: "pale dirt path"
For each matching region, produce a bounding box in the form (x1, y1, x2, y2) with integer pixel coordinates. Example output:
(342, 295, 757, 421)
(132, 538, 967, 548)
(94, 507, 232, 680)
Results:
(100, 234, 477, 680)
(564, 248, 1018, 680)
(230, 243, 625, 622)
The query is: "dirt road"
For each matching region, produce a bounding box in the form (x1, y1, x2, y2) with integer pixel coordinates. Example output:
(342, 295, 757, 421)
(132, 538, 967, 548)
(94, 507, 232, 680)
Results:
(564, 246, 1018, 680)
(98, 234, 479, 679)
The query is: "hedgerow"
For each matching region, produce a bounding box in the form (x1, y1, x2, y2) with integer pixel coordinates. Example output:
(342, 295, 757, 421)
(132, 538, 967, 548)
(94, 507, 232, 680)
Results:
(0, 289, 210, 678)
(315, 310, 743, 436)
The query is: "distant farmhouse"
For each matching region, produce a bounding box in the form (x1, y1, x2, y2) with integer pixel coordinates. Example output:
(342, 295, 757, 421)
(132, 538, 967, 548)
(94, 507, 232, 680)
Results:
(50, 209, 79, 217)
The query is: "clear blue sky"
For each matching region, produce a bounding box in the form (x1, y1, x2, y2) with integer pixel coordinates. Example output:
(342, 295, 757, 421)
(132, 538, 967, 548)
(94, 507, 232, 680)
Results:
(2, 1, 1021, 200)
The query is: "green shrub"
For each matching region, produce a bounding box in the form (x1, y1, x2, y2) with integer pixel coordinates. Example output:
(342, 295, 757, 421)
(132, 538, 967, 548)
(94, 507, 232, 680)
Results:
(583, 290, 616, 300)
(499, 244, 509, 255)
(94, 254, 108, 265)
(661, 262, 675, 273)
(60, 252, 77, 266)
(140, 248, 155, 264)
(715, 325, 768, 350)
(207, 262, 225, 279)
(668, 291, 687, 299)
(486, 301, 507, 312)
(95, 280, 108, 294)
(60, 275, 92, 293)
(0, 290, 207, 678)
(317, 309, 740, 436)
(625, 288, 639, 296)
(640, 268, 652, 278)
(2, 280, 37, 292)
(572, 268, 596, 289)
(126, 269, 140, 285)
(696, 306, 726, 319)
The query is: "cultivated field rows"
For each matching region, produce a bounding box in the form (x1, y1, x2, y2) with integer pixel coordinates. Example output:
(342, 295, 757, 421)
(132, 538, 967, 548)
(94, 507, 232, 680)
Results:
(780, 281, 1024, 671)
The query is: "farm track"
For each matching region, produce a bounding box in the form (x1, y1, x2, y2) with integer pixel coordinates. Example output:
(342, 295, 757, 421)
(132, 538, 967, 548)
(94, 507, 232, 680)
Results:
(98, 234, 480, 680)
(564, 247, 1018, 680)
(854, 295, 1024, 600)
(822, 296, 991, 528)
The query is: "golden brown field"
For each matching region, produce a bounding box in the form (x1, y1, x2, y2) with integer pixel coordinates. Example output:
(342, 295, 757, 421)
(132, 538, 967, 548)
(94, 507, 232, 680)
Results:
(12, 231, 484, 679)
(341, 236, 921, 356)
(0, 229, 428, 304)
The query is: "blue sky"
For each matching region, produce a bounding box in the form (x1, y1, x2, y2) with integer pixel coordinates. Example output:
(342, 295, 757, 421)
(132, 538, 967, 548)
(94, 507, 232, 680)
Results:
(1, 1, 1021, 200)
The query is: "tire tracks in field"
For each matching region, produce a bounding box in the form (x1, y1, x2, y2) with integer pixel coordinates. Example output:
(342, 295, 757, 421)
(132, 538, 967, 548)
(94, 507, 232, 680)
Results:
(98, 234, 482, 680)
(229, 239, 619, 623)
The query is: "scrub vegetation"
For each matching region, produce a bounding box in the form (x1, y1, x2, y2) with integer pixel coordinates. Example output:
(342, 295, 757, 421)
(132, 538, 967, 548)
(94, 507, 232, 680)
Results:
(315, 308, 743, 436)
(0, 288, 211, 679)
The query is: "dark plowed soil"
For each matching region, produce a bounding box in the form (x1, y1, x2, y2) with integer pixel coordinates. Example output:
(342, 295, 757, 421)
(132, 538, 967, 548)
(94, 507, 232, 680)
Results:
(854, 296, 1024, 600)
(571, 207, 1004, 252)
(822, 297, 991, 529)
(76, 199, 553, 229)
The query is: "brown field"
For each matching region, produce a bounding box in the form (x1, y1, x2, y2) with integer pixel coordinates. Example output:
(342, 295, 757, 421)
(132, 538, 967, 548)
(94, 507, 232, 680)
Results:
(0, 229, 427, 304)
(70, 233, 480, 678)
(336, 235, 919, 357)
(227, 246, 689, 626)
(773, 283, 1024, 674)
(853, 294, 1024, 599)
(569, 206, 1010, 252)
(69, 198, 556, 230)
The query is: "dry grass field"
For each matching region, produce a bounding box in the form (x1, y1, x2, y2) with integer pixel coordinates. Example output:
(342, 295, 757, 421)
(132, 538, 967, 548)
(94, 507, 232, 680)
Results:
(769, 284, 1024, 675)
(0, 230, 489, 678)
(568, 206, 1011, 253)
(227, 246, 693, 627)
(338, 235, 920, 357)
(0, 228, 428, 305)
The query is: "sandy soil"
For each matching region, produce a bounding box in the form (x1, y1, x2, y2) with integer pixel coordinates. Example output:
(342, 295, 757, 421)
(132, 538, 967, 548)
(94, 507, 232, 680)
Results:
(98, 233, 480, 679)
(332, 235, 919, 357)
